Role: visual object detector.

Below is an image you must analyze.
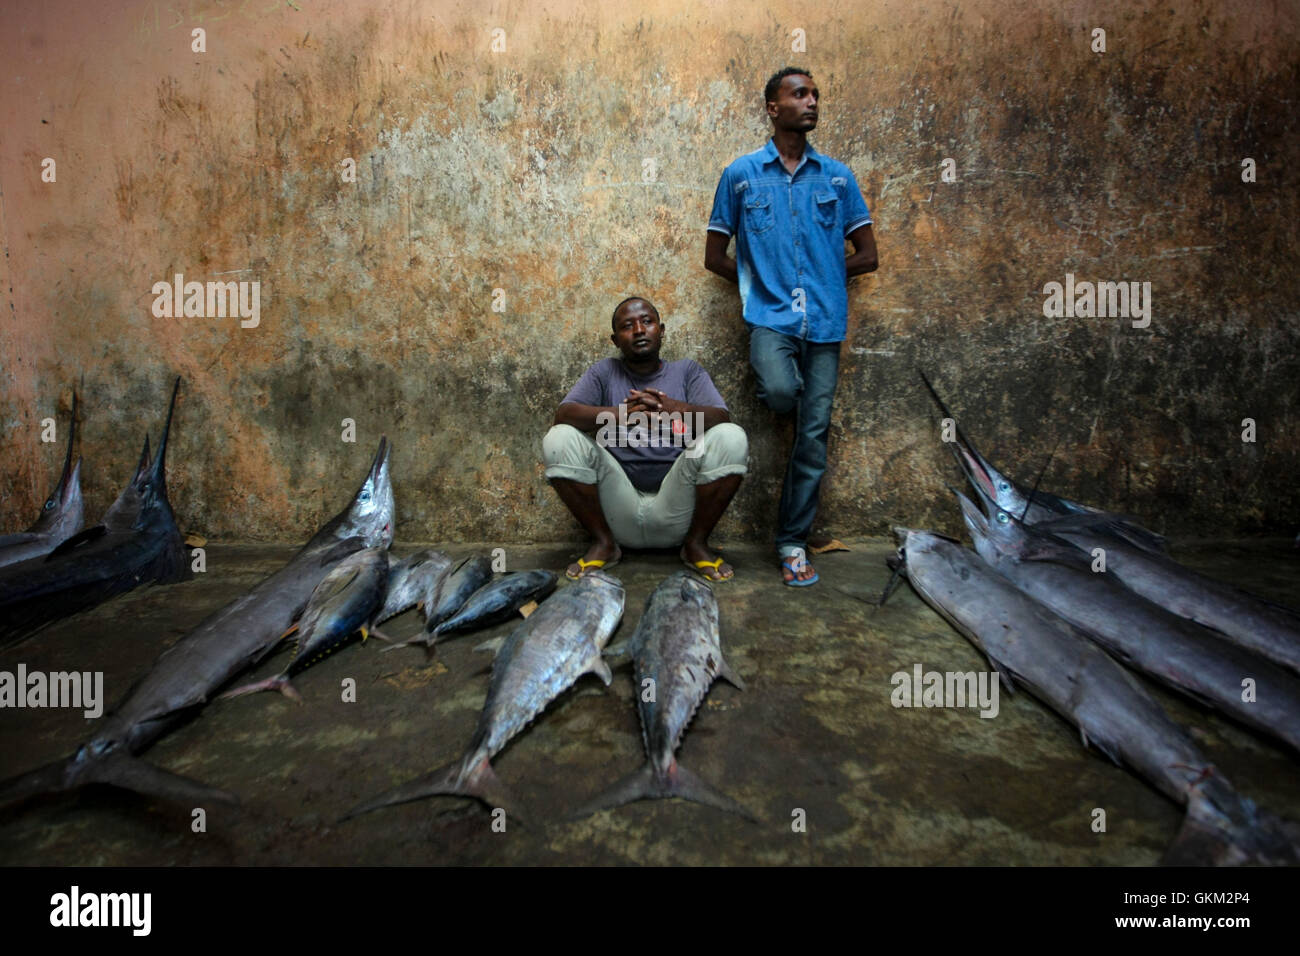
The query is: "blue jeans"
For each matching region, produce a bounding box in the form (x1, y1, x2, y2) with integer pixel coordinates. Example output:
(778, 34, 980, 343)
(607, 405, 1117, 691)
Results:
(748, 326, 841, 550)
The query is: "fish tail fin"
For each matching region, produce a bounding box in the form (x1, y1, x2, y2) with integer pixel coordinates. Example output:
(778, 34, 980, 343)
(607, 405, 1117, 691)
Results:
(0, 757, 76, 812)
(340, 755, 524, 824)
(86, 752, 241, 807)
(570, 760, 757, 823)
(0, 750, 237, 814)
(218, 674, 300, 703)
(668, 762, 759, 822)
(1163, 789, 1300, 866)
(568, 763, 658, 820)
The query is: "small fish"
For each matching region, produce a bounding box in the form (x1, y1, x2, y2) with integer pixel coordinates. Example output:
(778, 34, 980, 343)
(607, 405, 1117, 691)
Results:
(219, 547, 391, 703)
(375, 549, 453, 623)
(382, 554, 494, 651)
(430, 569, 559, 640)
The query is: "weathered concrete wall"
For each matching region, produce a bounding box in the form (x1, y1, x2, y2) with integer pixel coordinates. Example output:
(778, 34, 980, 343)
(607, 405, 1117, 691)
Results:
(2, 0, 1297, 543)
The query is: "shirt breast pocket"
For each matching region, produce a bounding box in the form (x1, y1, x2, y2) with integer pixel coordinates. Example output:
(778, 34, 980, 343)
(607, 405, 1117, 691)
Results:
(814, 191, 839, 229)
(743, 194, 775, 235)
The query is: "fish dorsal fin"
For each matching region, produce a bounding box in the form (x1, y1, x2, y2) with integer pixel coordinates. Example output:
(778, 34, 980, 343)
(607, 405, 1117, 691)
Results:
(45, 524, 108, 559)
(318, 536, 366, 567)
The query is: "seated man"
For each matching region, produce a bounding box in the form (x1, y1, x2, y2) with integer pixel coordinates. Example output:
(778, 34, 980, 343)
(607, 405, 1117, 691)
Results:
(543, 296, 748, 581)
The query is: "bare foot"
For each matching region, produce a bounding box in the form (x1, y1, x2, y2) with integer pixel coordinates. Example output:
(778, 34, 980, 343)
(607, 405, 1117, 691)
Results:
(680, 542, 734, 581)
(566, 541, 622, 579)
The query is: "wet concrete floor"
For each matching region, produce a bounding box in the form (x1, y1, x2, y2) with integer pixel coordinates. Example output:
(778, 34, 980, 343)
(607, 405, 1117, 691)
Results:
(1, 537, 1298, 865)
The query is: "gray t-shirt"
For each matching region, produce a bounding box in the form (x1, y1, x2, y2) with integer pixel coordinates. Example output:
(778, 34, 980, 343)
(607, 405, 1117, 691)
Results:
(561, 358, 728, 491)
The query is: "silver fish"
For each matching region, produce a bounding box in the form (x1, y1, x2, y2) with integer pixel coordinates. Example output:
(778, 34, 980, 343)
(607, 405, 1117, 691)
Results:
(955, 490, 1300, 757)
(572, 571, 754, 821)
(342, 569, 625, 823)
(219, 546, 392, 703)
(896, 528, 1300, 865)
(0, 438, 395, 812)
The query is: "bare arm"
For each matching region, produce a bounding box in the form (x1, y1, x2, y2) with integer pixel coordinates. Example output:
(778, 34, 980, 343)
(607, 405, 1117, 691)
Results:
(845, 224, 878, 277)
(554, 402, 617, 432)
(704, 231, 738, 284)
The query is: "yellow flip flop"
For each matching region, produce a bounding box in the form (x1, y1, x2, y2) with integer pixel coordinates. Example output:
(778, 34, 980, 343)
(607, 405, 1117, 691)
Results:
(684, 557, 734, 582)
(566, 556, 620, 580)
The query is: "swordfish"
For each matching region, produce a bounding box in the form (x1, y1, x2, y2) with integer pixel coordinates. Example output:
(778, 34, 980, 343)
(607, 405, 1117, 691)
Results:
(895, 528, 1300, 865)
(954, 488, 1300, 757)
(0, 389, 84, 569)
(924, 371, 1300, 677)
(0, 438, 395, 812)
(0, 379, 189, 647)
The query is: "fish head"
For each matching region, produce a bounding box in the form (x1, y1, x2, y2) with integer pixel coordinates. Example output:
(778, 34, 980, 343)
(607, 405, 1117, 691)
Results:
(31, 455, 84, 537)
(101, 435, 152, 530)
(953, 484, 1029, 565)
(133, 378, 183, 525)
(326, 437, 395, 549)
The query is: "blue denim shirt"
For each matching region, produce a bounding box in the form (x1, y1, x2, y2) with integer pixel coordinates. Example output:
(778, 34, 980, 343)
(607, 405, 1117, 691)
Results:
(708, 140, 872, 343)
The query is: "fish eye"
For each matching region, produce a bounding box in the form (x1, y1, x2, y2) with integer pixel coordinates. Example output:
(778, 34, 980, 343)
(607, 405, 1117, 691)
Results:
(44, 500, 55, 510)
(359, 489, 371, 502)
(997, 512, 1009, 524)
(998, 481, 1010, 492)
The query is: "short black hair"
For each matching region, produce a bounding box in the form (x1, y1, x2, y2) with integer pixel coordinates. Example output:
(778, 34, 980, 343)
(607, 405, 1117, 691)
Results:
(611, 296, 659, 330)
(765, 67, 813, 106)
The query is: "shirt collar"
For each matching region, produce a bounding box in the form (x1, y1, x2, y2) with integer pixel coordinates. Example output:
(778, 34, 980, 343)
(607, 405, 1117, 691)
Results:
(762, 138, 821, 174)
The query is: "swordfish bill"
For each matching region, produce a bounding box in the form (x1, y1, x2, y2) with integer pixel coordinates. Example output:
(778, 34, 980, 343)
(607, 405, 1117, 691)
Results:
(0, 388, 85, 569)
(898, 528, 1300, 865)
(0, 438, 395, 813)
(917, 368, 1168, 554)
(342, 569, 625, 824)
(0, 379, 189, 646)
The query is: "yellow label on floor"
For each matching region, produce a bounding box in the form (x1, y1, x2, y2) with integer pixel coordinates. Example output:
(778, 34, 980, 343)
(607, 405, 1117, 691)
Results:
(519, 600, 539, 618)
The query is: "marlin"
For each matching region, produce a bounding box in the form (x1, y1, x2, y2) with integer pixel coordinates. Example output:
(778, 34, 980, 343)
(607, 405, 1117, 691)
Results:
(894, 528, 1300, 865)
(0, 438, 395, 812)
(343, 569, 625, 823)
(0, 390, 84, 569)
(923, 371, 1300, 677)
(571, 571, 755, 821)
(954, 488, 1300, 757)
(918, 369, 1167, 554)
(0, 380, 189, 647)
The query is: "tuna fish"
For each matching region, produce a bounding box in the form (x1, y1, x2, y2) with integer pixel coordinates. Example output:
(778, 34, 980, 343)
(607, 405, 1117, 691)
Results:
(381, 554, 494, 651)
(374, 549, 453, 624)
(430, 569, 558, 639)
(894, 528, 1300, 865)
(0, 438, 395, 812)
(0, 389, 84, 569)
(342, 569, 625, 823)
(572, 571, 754, 821)
(219, 546, 392, 702)
(0, 379, 189, 647)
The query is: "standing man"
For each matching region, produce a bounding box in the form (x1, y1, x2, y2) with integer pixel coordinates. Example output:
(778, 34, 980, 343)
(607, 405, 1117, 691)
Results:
(705, 67, 878, 587)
